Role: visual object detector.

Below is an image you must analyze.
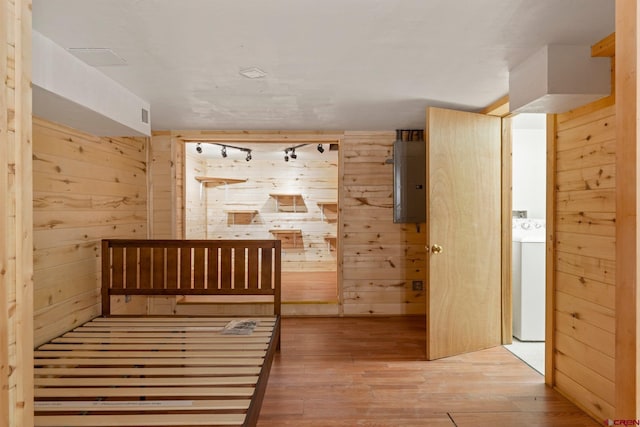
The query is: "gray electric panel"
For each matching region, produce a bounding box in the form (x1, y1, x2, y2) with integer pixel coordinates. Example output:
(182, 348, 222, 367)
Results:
(393, 139, 426, 223)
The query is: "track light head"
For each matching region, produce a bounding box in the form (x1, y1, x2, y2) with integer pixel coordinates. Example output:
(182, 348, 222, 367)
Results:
(221, 146, 227, 158)
(290, 149, 297, 159)
(246, 151, 252, 162)
(196, 143, 202, 154)
(317, 144, 324, 153)
(284, 154, 289, 162)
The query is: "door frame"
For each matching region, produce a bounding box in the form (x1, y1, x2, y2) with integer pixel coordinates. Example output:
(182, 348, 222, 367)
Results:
(482, 98, 552, 382)
(480, 98, 514, 346)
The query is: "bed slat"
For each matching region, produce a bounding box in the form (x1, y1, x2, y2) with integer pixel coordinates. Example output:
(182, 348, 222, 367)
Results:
(39, 343, 268, 351)
(35, 350, 266, 358)
(34, 413, 245, 426)
(35, 375, 259, 387)
(35, 366, 261, 376)
(54, 334, 271, 342)
(34, 357, 265, 366)
(35, 399, 251, 412)
(35, 386, 255, 398)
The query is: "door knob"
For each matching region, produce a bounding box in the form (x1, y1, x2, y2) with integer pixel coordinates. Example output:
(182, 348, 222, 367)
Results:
(431, 244, 443, 254)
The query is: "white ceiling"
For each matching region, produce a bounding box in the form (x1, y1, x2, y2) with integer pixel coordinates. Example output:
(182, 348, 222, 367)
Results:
(32, 0, 615, 132)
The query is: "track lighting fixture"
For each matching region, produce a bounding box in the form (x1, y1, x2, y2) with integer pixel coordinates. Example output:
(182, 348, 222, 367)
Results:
(246, 151, 252, 162)
(196, 143, 202, 154)
(282, 144, 311, 162)
(221, 146, 227, 158)
(317, 143, 324, 153)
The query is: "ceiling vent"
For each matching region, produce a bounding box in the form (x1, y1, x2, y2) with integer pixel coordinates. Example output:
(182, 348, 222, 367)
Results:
(509, 45, 610, 113)
(239, 67, 267, 79)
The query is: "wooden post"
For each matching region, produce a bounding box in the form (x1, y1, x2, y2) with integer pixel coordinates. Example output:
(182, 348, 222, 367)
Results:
(615, 0, 638, 419)
(545, 114, 557, 386)
(1, 0, 33, 426)
(0, 1, 9, 424)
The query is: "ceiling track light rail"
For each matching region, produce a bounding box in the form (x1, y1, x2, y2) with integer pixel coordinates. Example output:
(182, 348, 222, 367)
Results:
(282, 143, 324, 162)
(193, 142, 252, 161)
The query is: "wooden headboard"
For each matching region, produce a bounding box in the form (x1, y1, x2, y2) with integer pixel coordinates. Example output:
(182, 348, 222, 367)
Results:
(101, 239, 281, 316)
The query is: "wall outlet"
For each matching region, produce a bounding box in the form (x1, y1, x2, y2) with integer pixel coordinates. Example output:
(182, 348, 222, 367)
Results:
(412, 280, 424, 291)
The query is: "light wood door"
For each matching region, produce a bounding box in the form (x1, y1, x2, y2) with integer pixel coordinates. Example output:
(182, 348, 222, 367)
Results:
(426, 107, 502, 360)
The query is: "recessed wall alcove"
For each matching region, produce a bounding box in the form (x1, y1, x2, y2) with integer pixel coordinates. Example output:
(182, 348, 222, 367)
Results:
(184, 141, 339, 309)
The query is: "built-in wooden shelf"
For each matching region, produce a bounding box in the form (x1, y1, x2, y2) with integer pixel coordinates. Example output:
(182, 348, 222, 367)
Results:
(194, 177, 248, 200)
(316, 201, 338, 222)
(223, 208, 259, 225)
(269, 228, 303, 248)
(195, 177, 247, 185)
(269, 193, 305, 212)
(324, 234, 337, 252)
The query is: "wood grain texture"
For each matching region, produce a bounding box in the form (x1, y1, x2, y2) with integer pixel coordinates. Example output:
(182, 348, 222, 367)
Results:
(153, 130, 427, 315)
(257, 317, 599, 426)
(102, 239, 282, 318)
(546, 113, 557, 386)
(0, 0, 33, 425)
(615, 0, 638, 418)
(33, 119, 149, 346)
(341, 131, 426, 316)
(502, 116, 513, 343)
(551, 70, 617, 419)
(426, 107, 502, 359)
(34, 316, 280, 427)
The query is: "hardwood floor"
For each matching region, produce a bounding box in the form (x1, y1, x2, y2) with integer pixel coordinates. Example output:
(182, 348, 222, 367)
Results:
(258, 317, 599, 427)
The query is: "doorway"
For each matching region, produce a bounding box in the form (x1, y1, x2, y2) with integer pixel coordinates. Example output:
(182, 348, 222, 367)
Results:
(503, 113, 547, 374)
(182, 141, 339, 307)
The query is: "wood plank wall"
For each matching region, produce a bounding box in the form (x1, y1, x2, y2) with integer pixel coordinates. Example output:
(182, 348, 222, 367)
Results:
(32, 118, 149, 346)
(341, 131, 426, 315)
(149, 131, 426, 315)
(0, 0, 33, 425)
(148, 132, 176, 238)
(552, 98, 616, 420)
(185, 149, 207, 239)
(192, 147, 338, 272)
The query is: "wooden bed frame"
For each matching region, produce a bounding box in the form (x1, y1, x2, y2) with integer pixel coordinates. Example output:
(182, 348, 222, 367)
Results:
(34, 239, 281, 427)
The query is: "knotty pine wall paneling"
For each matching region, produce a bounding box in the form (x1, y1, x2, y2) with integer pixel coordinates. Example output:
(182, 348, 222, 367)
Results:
(341, 131, 427, 315)
(185, 149, 207, 239)
(148, 132, 176, 238)
(33, 118, 149, 346)
(152, 130, 426, 315)
(551, 99, 616, 420)
(0, 0, 33, 424)
(199, 147, 338, 272)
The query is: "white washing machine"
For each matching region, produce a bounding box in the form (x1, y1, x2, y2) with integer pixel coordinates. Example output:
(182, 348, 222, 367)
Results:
(512, 219, 546, 341)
